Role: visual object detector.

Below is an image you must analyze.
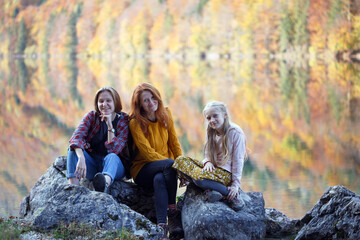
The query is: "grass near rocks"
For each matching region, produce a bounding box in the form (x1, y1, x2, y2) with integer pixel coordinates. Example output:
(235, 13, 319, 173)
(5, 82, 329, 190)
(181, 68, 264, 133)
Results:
(0, 217, 140, 240)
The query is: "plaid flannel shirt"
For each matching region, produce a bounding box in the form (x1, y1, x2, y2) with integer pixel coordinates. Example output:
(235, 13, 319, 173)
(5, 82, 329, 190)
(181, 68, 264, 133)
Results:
(69, 110, 129, 156)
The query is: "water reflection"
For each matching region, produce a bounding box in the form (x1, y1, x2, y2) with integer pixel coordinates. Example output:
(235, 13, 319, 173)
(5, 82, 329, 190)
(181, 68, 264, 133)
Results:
(0, 55, 359, 219)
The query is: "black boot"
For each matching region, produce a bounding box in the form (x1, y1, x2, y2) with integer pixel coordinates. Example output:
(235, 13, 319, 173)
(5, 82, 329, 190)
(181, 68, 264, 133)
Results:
(168, 209, 184, 240)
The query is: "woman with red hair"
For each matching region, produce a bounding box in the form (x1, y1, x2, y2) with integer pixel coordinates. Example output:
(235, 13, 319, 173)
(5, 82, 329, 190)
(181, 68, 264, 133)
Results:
(129, 83, 183, 240)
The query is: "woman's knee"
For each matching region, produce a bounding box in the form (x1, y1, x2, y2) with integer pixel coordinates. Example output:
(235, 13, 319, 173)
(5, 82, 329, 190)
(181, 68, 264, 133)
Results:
(153, 173, 166, 186)
(104, 153, 121, 164)
(162, 158, 175, 168)
(106, 152, 119, 160)
(193, 179, 206, 188)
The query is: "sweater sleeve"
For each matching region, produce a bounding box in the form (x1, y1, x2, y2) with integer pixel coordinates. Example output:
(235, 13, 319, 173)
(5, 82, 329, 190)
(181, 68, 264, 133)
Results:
(229, 130, 246, 189)
(130, 119, 169, 161)
(166, 108, 183, 159)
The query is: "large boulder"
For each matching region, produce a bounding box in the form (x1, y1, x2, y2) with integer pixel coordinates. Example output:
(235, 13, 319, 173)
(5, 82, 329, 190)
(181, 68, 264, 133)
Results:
(265, 207, 303, 238)
(110, 179, 157, 223)
(295, 185, 360, 240)
(181, 184, 266, 240)
(19, 156, 162, 239)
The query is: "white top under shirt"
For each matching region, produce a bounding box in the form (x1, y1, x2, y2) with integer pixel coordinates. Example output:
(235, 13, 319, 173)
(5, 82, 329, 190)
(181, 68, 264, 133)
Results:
(203, 123, 246, 189)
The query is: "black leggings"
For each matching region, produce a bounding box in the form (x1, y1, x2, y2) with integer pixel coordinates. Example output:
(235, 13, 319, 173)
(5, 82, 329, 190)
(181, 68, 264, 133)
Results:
(135, 159, 177, 224)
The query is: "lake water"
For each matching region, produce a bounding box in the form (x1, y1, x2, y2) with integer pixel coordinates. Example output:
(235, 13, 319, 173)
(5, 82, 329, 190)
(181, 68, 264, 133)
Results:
(0, 55, 359, 219)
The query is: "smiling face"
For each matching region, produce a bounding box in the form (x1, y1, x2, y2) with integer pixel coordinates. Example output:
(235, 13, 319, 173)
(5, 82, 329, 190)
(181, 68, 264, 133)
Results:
(204, 107, 227, 132)
(97, 91, 115, 116)
(140, 90, 158, 119)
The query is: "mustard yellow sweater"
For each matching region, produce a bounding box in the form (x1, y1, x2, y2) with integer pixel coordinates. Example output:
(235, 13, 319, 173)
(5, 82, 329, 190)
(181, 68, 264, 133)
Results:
(130, 108, 183, 179)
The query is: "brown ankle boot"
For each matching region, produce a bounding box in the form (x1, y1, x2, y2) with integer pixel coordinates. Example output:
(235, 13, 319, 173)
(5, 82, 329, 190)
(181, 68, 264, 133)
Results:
(157, 223, 169, 240)
(167, 209, 184, 240)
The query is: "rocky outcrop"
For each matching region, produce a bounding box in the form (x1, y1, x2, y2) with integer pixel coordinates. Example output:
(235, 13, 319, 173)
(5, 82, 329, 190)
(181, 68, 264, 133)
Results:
(180, 184, 266, 240)
(19, 156, 162, 239)
(19, 156, 360, 240)
(110, 179, 157, 223)
(265, 207, 303, 238)
(295, 185, 360, 240)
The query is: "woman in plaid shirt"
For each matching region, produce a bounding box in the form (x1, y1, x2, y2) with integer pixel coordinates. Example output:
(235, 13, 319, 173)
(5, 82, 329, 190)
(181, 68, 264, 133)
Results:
(66, 86, 129, 194)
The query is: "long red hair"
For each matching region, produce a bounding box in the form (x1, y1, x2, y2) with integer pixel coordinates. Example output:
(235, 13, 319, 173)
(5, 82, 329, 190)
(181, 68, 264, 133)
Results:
(130, 83, 169, 136)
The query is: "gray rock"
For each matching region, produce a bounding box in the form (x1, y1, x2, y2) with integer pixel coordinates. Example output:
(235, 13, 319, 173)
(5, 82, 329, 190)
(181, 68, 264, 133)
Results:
(20, 156, 360, 240)
(295, 185, 360, 240)
(265, 207, 302, 238)
(19, 156, 162, 239)
(181, 184, 266, 240)
(110, 179, 157, 223)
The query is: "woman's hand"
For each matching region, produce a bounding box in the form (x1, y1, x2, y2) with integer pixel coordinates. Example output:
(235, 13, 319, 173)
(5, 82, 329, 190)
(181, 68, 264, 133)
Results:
(203, 161, 215, 172)
(100, 114, 112, 126)
(226, 186, 238, 200)
(74, 149, 86, 180)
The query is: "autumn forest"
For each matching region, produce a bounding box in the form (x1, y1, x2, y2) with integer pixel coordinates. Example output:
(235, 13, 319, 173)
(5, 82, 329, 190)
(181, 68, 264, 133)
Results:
(0, 0, 360, 219)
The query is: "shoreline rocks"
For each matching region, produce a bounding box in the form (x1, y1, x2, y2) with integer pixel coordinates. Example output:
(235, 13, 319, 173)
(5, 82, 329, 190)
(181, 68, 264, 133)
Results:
(18, 156, 360, 239)
(19, 156, 162, 239)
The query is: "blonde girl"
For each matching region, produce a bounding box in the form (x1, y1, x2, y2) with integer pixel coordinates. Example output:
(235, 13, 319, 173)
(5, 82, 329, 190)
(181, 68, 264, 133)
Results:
(173, 101, 247, 210)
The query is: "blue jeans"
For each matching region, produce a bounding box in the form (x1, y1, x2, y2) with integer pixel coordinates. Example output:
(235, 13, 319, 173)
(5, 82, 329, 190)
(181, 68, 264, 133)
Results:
(66, 149, 125, 184)
(135, 159, 177, 224)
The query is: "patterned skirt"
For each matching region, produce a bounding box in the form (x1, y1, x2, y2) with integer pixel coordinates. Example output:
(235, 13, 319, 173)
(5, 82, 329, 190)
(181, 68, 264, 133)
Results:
(172, 156, 232, 186)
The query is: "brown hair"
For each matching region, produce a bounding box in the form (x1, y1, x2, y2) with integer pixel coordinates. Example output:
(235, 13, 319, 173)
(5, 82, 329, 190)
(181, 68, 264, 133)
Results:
(94, 86, 122, 114)
(130, 83, 169, 136)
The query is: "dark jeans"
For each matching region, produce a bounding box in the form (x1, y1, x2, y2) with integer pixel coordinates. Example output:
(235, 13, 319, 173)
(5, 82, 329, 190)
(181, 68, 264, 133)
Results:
(193, 179, 230, 196)
(135, 159, 177, 224)
(181, 173, 230, 196)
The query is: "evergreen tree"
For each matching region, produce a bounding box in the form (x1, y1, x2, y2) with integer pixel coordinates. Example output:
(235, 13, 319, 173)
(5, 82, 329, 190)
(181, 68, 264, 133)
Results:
(66, 11, 78, 57)
(328, 0, 345, 27)
(294, 0, 310, 46)
(279, 5, 293, 52)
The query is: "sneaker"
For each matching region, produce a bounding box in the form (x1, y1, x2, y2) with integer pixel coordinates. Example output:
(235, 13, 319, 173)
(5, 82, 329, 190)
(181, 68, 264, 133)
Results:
(167, 209, 184, 240)
(93, 173, 106, 192)
(204, 190, 223, 203)
(157, 223, 169, 240)
(225, 196, 244, 211)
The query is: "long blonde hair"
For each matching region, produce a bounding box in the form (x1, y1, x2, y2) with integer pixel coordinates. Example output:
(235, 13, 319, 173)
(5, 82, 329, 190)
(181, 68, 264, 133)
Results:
(203, 101, 232, 167)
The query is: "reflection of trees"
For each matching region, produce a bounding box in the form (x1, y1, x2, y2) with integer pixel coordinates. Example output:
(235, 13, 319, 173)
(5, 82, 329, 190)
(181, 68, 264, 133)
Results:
(66, 10, 83, 108)
(328, 87, 343, 124)
(293, 0, 309, 47)
(0, 170, 28, 196)
(294, 67, 310, 123)
(280, 62, 310, 123)
(22, 104, 75, 137)
(15, 17, 27, 54)
(66, 59, 83, 108)
(14, 59, 28, 93)
(42, 14, 55, 96)
(347, 64, 360, 123)
(280, 61, 292, 101)
(279, 5, 293, 52)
